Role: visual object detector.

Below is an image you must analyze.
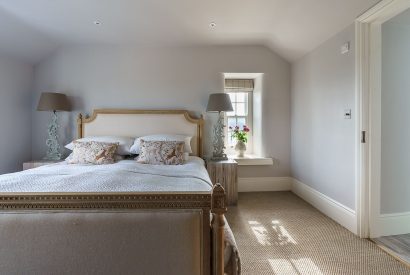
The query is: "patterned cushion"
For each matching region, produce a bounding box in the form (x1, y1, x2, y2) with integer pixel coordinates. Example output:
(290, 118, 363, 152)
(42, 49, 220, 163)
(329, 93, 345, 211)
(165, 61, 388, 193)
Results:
(66, 153, 124, 163)
(67, 141, 119, 165)
(136, 140, 185, 165)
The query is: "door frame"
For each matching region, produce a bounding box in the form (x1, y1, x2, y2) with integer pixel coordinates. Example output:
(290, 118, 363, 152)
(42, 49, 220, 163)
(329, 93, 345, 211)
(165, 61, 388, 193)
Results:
(356, 0, 410, 238)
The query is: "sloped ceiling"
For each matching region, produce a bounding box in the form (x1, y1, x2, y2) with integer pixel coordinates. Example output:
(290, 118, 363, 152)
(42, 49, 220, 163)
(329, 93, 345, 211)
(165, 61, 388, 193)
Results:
(0, 0, 380, 64)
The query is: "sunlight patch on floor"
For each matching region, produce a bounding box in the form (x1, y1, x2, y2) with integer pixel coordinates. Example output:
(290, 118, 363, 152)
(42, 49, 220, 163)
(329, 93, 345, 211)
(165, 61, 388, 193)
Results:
(272, 220, 297, 245)
(248, 221, 271, 246)
(268, 259, 298, 274)
(268, 258, 323, 275)
(248, 220, 297, 246)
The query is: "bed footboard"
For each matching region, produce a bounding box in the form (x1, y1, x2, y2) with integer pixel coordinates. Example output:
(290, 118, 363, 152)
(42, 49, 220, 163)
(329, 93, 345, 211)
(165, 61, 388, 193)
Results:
(0, 184, 227, 275)
(0, 210, 203, 274)
(211, 184, 228, 275)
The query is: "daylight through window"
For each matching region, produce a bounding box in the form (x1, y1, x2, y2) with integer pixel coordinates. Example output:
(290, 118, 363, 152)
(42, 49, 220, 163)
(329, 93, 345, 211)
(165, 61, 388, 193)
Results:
(224, 79, 254, 153)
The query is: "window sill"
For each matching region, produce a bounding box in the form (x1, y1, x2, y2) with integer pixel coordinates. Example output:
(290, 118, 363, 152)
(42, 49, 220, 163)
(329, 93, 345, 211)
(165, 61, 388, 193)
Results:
(228, 155, 273, 166)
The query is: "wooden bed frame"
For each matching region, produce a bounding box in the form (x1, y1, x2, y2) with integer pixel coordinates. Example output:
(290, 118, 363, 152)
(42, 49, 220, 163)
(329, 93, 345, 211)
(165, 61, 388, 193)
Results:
(0, 109, 227, 275)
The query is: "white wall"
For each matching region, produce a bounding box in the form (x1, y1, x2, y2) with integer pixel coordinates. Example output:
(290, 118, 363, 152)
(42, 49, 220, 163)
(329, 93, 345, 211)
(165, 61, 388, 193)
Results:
(291, 24, 356, 210)
(380, 20, 410, 214)
(32, 45, 291, 178)
(0, 55, 33, 173)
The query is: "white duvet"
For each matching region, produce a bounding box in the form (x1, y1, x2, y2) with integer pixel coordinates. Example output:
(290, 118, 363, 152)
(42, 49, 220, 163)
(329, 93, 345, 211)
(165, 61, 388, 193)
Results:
(0, 157, 212, 193)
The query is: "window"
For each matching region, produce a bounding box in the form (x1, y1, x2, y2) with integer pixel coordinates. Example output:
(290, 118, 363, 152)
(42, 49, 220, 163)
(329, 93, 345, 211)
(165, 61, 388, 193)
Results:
(224, 79, 253, 154)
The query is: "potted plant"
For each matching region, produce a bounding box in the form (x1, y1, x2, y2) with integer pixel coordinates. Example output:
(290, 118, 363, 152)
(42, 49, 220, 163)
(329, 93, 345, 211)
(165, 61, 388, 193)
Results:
(229, 125, 250, 157)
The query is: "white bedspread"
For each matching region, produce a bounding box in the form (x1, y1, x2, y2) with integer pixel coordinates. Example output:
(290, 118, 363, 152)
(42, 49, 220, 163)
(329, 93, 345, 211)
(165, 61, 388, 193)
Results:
(0, 157, 212, 193)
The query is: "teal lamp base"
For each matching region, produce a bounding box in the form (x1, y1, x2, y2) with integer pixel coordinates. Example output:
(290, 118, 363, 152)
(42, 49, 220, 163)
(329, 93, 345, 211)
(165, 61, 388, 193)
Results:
(44, 111, 62, 161)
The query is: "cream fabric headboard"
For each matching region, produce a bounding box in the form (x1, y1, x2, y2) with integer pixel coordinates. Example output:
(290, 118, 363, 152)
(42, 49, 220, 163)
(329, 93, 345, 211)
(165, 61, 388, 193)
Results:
(77, 109, 204, 157)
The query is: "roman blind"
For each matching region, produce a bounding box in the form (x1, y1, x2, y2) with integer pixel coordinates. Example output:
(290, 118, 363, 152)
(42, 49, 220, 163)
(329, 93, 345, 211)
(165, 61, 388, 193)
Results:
(224, 79, 254, 92)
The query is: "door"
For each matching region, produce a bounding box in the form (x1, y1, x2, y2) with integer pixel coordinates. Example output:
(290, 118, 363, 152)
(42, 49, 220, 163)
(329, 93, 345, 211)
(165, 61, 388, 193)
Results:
(356, 0, 410, 238)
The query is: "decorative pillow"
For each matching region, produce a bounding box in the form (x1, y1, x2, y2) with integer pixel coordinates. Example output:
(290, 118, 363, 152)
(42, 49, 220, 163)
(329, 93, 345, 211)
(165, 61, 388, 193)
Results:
(65, 136, 134, 156)
(136, 140, 185, 165)
(66, 153, 124, 163)
(67, 141, 119, 165)
(130, 135, 192, 155)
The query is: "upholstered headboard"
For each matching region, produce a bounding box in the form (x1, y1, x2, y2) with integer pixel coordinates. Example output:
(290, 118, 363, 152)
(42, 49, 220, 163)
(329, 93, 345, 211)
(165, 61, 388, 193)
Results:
(77, 109, 204, 157)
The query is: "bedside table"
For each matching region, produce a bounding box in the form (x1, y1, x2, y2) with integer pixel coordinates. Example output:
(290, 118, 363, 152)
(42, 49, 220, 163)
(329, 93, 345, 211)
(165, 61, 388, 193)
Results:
(23, 160, 61, 170)
(206, 159, 238, 205)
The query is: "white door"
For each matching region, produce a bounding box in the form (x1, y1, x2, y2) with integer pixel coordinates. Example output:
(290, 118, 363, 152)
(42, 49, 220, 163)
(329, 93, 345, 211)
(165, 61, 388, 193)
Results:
(357, 0, 410, 238)
(374, 9, 410, 237)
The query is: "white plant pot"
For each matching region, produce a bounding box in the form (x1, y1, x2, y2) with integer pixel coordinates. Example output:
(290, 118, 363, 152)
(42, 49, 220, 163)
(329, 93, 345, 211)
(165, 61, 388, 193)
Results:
(235, 141, 247, 157)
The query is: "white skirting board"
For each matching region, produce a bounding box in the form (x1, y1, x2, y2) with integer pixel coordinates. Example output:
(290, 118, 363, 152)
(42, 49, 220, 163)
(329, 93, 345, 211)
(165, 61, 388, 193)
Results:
(238, 177, 357, 234)
(239, 177, 410, 236)
(372, 212, 410, 237)
(238, 177, 292, 192)
(291, 179, 357, 234)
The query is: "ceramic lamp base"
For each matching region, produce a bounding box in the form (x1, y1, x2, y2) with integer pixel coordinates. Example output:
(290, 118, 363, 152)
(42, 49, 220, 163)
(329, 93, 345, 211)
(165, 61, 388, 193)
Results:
(44, 111, 62, 161)
(211, 112, 228, 160)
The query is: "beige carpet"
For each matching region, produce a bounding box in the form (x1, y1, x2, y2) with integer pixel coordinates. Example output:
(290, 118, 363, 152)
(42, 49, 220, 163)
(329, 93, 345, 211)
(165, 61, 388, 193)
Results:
(225, 192, 410, 275)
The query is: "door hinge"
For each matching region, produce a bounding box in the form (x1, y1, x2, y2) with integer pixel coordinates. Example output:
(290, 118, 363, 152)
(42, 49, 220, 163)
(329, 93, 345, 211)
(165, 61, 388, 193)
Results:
(361, 131, 366, 143)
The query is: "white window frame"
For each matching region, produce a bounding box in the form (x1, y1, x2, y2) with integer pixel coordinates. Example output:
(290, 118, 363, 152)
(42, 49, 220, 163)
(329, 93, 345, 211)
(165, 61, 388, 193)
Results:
(224, 88, 253, 155)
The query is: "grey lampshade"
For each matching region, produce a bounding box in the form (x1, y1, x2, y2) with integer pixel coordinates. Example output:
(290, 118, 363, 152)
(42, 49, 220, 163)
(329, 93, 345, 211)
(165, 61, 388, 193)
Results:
(37, 92, 71, 112)
(206, 93, 233, 112)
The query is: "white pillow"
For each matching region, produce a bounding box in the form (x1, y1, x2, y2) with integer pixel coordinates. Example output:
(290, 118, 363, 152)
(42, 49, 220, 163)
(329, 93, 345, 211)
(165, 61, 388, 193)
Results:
(65, 136, 134, 156)
(130, 134, 193, 155)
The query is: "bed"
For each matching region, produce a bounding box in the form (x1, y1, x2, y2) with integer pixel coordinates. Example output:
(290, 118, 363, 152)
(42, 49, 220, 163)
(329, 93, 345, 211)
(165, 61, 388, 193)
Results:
(0, 109, 239, 275)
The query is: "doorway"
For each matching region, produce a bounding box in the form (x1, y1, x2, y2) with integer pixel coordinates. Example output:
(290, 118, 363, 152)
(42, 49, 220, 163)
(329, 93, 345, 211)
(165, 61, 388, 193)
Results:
(356, 0, 410, 265)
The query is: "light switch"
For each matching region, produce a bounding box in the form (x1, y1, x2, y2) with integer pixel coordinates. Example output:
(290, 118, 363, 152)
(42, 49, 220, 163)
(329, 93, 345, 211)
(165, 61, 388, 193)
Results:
(344, 109, 352, 119)
(341, 42, 350, 54)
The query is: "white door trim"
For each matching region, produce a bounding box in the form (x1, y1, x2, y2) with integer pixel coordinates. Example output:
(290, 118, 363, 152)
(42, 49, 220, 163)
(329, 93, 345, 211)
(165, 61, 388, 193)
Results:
(356, 0, 410, 238)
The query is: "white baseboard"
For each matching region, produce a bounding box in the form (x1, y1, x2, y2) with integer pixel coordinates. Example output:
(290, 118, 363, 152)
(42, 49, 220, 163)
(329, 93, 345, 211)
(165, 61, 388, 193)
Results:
(373, 212, 410, 237)
(291, 179, 357, 234)
(238, 177, 292, 192)
(238, 177, 358, 234)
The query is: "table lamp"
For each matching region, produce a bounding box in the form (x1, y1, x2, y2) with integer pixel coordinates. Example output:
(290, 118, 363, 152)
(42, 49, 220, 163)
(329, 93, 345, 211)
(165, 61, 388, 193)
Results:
(206, 93, 233, 160)
(37, 92, 71, 160)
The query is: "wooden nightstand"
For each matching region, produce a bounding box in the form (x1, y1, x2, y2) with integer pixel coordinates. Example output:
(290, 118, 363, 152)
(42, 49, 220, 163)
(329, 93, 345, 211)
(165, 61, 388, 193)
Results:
(206, 159, 238, 205)
(23, 160, 61, 170)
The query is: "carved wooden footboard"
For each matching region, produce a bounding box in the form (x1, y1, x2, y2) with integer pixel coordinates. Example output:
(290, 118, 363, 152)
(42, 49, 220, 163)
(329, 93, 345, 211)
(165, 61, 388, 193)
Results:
(0, 185, 226, 275)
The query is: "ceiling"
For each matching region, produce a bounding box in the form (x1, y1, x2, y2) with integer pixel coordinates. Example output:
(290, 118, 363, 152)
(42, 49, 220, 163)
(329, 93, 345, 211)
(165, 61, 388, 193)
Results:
(0, 0, 380, 64)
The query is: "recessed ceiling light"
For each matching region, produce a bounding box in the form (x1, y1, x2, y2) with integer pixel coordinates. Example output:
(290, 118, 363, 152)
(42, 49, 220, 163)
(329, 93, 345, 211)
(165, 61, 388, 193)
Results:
(209, 22, 216, 29)
(93, 20, 102, 26)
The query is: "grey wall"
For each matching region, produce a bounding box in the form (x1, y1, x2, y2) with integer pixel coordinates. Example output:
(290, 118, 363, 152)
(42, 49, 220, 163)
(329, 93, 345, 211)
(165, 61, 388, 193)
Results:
(291, 24, 356, 210)
(32, 45, 291, 178)
(0, 55, 33, 173)
(380, 20, 410, 214)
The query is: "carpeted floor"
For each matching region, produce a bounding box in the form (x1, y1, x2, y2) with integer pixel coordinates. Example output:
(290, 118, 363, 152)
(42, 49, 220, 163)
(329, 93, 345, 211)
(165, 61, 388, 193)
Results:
(225, 192, 410, 275)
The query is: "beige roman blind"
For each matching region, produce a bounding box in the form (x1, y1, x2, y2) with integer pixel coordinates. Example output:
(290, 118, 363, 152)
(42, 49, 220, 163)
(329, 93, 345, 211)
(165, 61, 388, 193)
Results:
(224, 79, 254, 92)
